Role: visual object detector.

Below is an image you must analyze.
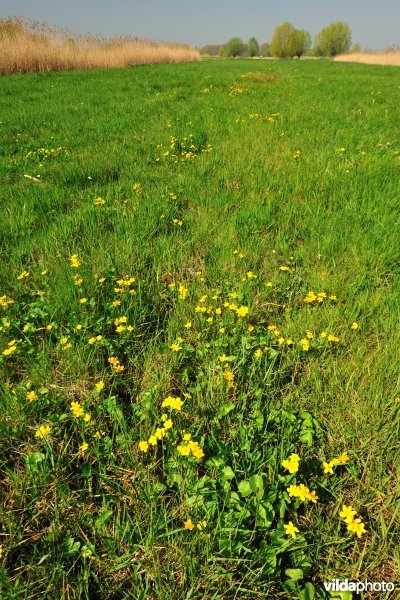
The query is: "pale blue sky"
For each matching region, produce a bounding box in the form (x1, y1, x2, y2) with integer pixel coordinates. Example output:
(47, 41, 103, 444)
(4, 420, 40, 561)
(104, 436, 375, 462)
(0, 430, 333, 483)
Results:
(1, 0, 399, 49)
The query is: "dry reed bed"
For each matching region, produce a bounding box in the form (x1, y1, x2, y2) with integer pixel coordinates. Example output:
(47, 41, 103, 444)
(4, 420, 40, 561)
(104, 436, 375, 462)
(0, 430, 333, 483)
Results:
(334, 52, 400, 67)
(0, 18, 199, 74)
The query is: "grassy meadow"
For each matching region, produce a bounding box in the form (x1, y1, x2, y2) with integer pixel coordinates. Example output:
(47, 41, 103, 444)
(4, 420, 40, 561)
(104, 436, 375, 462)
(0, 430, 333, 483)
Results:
(0, 59, 399, 598)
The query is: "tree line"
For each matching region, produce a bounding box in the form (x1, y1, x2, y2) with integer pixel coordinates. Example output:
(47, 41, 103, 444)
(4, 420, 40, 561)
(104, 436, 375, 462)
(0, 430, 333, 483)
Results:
(200, 22, 356, 58)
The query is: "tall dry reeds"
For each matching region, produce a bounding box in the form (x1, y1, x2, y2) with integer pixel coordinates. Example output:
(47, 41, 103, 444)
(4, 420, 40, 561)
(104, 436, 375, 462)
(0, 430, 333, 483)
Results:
(0, 18, 199, 74)
(334, 52, 400, 67)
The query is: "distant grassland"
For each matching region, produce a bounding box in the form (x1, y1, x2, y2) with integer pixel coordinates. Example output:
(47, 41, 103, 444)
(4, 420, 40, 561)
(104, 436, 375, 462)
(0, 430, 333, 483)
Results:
(0, 18, 199, 74)
(0, 60, 399, 598)
(335, 51, 400, 66)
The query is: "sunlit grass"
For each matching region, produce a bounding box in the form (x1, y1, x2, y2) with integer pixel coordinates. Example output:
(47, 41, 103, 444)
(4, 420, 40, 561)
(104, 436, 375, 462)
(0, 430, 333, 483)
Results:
(0, 59, 399, 598)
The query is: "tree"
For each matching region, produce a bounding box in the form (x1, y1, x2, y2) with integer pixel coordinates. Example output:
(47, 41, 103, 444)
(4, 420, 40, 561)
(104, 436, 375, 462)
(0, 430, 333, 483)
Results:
(270, 23, 311, 59)
(291, 29, 311, 57)
(248, 37, 260, 57)
(270, 22, 295, 58)
(225, 37, 245, 57)
(260, 42, 270, 57)
(315, 22, 352, 57)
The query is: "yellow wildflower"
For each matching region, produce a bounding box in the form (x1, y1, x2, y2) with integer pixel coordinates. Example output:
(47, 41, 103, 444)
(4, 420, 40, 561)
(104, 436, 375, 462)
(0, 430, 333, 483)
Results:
(284, 521, 299, 538)
(70, 401, 84, 418)
(139, 440, 149, 452)
(26, 391, 37, 402)
(184, 519, 194, 530)
(170, 343, 182, 352)
(35, 424, 51, 438)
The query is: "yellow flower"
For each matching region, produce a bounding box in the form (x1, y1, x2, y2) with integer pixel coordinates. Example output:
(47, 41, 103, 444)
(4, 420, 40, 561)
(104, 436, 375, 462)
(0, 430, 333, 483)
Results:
(79, 298, 87, 304)
(219, 328, 225, 334)
(219, 354, 228, 362)
(177, 443, 191, 456)
(94, 196, 106, 205)
(69, 254, 81, 268)
(79, 442, 89, 452)
(339, 504, 357, 524)
(170, 343, 182, 352)
(148, 435, 157, 446)
(162, 396, 183, 411)
(35, 424, 51, 438)
(184, 519, 194, 530)
(327, 334, 339, 343)
(112, 300, 121, 307)
(279, 266, 290, 271)
(254, 349, 262, 359)
(299, 338, 310, 351)
(139, 440, 149, 452)
(282, 453, 300, 474)
(2, 344, 17, 356)
(83, 413, 91, 423)
(184, 321, 192, 329)
(247, 325, 254, 332)
(246, 271, 257, 279)
(196, 520, 207, 531)
(265, 281, 273, 287)
(236, 305, 249, 318)
(323, 461, 334, 474)
(188, 441, 205, 459)
(70, 401, 84, 418)
(178, 284, 188, 299)
(17, 270, 30, 280)
(347, 518, 367, 538)
(95, 380, 105, 392)
(351, 322, 359, 330)
(26, 391, 37, 402)
(284, 521, 299, 538)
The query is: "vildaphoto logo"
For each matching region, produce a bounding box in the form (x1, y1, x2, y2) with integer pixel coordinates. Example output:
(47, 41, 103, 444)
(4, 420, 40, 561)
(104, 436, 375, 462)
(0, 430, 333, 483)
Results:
(323, 579, 395, 593)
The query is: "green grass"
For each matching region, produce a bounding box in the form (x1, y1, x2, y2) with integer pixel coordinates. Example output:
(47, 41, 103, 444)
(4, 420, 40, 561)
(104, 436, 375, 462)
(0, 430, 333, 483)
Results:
(0, 59, 399, 599)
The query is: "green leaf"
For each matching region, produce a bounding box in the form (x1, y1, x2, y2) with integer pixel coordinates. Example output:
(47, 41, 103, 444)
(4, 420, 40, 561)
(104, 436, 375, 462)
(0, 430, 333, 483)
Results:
(256, 502, 274, 528)
(249, 474, 264, 499)
(95, 509, 113, 530)
(221, 466, 235, 480)
(218, 403, 235, 417)
(61, 537, 81, 557)
(206, 456, 225, 467)
(238, 480, 252, 497)
(81, 464, 92, 478)
(300, 582, 315, 600)
(299, 429, 313, 446)
(285, 568, 304, 581)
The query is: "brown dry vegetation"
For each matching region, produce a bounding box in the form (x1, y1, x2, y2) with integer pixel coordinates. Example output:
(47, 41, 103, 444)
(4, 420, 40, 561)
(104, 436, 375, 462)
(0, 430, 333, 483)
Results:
(335, 51, 400, 66)
(0, 17, 199, 74)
